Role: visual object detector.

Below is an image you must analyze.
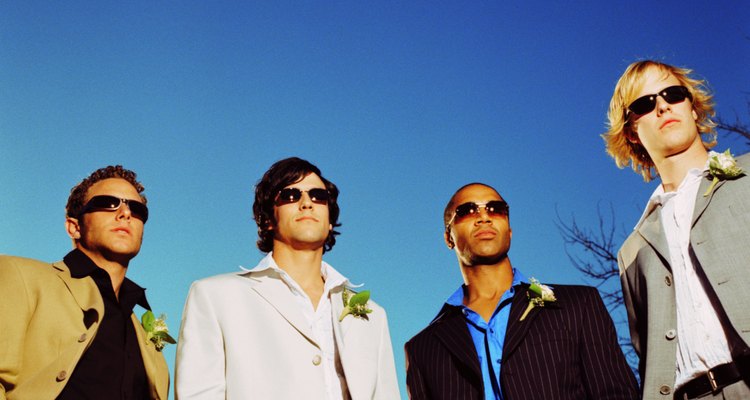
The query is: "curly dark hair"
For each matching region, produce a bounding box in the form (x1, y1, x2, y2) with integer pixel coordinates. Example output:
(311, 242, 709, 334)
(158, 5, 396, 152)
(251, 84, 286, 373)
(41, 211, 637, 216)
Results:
(66, 165, 146, 219)
(253, 157, 341, 253)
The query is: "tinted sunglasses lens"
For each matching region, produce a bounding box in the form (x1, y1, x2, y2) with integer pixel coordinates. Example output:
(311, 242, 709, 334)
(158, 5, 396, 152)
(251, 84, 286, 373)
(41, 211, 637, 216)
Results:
(87, 195, 121, 209)
(276, 188, 302, 205)
(454, 202, 478, 219)
(307, 189, 329, 204)
(628, 96, 655, 115)
(663, 86, 690, 104)
(126, 201, 149, 222)
(486, 201, 509, 216)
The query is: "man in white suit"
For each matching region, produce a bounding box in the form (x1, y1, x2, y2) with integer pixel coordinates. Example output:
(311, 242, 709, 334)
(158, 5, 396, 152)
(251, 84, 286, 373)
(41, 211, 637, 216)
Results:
(604, 60, 750, 399)
(175, 157, 400, 399)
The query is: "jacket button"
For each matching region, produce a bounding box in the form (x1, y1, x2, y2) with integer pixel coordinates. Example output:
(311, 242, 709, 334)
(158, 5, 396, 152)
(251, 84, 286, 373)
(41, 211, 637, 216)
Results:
(665, 276, 672, 286)
(312, 355, 322, 366)
(78, 333, 87, 343)
(665, 329, 676, 340)
(659, 385, 671, 395)
(56, 370, 67, 381)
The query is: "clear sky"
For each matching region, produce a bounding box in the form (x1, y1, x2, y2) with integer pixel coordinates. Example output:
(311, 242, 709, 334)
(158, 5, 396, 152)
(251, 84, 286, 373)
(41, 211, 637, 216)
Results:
(1, 1, 748, 398)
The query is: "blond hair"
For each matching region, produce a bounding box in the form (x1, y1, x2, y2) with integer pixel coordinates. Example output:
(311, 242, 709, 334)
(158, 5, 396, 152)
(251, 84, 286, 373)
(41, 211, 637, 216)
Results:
(602, 60, 717, 181)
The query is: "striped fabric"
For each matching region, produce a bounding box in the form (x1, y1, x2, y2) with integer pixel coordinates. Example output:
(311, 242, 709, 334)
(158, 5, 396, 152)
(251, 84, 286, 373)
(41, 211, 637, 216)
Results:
(405, 284, 639, 400)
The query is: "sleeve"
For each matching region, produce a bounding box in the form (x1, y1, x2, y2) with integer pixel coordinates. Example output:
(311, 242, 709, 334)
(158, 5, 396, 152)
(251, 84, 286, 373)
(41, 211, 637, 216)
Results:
(404, 339, 429, 400)
(578, 287, 639, 400)
(0, 257, 32, 400)
(618, 251, 642, 359)
(174, 280, 227, 400)
(373, 308, 402, 400)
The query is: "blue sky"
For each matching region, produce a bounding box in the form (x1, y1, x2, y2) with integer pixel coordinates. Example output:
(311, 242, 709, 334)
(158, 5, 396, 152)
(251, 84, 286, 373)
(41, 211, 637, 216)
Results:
(1, 1, 748, 398)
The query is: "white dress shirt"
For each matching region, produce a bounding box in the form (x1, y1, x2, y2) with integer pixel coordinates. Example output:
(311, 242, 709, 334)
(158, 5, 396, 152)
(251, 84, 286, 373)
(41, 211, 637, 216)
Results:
(268, 256, 351, 400)
(640, 166, 733, 389)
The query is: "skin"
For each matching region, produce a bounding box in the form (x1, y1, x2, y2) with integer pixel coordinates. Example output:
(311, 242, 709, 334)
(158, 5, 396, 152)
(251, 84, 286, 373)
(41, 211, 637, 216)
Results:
(630, 67, 707, 192)
(65, 178, 145, 298)
(445, 184, 513, 322)
(271, 172, 333, 309)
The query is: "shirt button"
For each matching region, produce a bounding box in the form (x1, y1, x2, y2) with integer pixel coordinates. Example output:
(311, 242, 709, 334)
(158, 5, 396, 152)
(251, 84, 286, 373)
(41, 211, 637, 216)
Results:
(664, 276, 672, 286)
(665, 329, 676, 340)
(77, 333, 87, 343)
(312, 355, 322, 366)
(56, 370, 67, 381)
(659, 385, 671, 395)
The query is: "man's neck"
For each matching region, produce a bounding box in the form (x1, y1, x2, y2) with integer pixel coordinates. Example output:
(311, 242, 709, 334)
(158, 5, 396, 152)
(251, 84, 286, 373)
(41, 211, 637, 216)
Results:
(272, 243, 326, 307)
(460, 259, 514, 322)
(76, 246, 128, 299)
(655, 144, 709, 193)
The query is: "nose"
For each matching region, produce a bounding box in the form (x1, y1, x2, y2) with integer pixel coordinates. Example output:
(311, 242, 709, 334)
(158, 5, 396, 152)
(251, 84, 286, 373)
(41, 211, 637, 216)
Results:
(475, 206, 492, 224)
(655, 95, 671, 115)
(116, 202, 132, 220)
(298, 191, 314, 209)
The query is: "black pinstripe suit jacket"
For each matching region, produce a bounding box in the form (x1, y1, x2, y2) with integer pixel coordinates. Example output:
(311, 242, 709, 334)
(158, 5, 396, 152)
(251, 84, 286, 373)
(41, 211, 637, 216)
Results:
(405, 284, 638, 400)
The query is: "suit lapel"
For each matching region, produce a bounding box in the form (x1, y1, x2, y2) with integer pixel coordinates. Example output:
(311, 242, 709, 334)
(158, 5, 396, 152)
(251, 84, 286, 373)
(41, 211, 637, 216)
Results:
(431, 305, 482, 380)
(692, 172, 724, 227)
(637, 203, 671, 271)
(132, 314, 169, 399)
(502, 284, 544, 361)
(249, 274, 319, 347)
(53, 261, 104, 323)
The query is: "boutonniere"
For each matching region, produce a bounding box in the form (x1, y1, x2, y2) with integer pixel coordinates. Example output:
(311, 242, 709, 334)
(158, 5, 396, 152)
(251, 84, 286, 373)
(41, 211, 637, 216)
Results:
(141, 310, 176, 352)
(338, 288, 373, 321)
(704, 149, 744, 197)
(519, 278, 556, 321)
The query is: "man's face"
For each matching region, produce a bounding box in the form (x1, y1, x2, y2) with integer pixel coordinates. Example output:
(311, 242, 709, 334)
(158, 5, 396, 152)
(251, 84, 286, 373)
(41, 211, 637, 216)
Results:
(66, 178, 145, 265)
(445, 184, 511, 267)
(272, 173, 332, 251)
(630, 67, 702, 164)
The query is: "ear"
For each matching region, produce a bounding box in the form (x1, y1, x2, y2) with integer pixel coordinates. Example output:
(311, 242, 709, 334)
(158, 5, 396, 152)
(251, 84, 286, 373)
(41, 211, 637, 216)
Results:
(692, 109, 698, 120)
(329, 223, 333, 232)
(444, 230, 455, 249)
(66, 217, 81, 240)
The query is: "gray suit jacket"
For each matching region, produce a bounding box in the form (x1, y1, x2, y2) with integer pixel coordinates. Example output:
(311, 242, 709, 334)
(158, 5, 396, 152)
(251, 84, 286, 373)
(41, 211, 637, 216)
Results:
(618, 152, 750, 399)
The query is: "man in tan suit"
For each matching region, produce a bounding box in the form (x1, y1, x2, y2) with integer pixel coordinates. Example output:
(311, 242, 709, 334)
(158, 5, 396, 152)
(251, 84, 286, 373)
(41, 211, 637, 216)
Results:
(604, 61, 750, 399)
(175, 157, 400, 399)
(0, 165, 170, 400)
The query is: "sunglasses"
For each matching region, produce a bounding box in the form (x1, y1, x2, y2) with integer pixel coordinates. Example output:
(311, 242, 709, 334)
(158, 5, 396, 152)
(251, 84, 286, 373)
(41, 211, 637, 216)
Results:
(627, 85, 692, 116)
(275, 188, 330, 206)
(447, 200, 509, 227)
(79, 195, 149, 223)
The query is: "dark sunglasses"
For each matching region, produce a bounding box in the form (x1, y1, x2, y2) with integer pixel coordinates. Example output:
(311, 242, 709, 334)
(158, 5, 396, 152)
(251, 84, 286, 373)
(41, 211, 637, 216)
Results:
(275, 188, 330, 206)
(79, 195, 149, 223)
(627, 85, 692, 116)
(447, 200, 509, 227)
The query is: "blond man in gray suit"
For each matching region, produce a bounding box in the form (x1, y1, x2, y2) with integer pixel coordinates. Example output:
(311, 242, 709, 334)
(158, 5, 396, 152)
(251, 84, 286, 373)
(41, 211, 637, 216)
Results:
(604, 60, 750, 400)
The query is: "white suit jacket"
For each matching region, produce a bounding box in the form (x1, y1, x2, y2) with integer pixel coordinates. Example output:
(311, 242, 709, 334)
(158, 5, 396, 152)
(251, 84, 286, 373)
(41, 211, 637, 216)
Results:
(174, 255, 400, 399)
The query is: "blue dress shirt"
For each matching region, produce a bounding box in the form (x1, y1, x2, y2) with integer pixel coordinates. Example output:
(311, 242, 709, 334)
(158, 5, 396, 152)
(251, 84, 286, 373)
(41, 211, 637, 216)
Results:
(445, 269, 527, 400)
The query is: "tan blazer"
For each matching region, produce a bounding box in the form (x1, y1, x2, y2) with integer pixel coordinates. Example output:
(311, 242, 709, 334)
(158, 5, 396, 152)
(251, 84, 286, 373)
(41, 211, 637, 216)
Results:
(0, 255, 170, 400)
(174, 257, 400, 399)
(618, 153, 750, 399)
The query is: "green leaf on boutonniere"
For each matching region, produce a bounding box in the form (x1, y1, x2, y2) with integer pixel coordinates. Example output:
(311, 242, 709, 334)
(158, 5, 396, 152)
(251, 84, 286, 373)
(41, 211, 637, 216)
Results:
(519, 278, 556, 321)
(339, 289, 373, 321)
(141, 310, 176, 352)
(704, 149, 745, 197)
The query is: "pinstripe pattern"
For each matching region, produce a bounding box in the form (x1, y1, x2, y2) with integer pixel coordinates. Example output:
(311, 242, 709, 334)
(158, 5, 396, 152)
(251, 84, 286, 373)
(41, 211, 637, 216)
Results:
(405, 284, 638, 400)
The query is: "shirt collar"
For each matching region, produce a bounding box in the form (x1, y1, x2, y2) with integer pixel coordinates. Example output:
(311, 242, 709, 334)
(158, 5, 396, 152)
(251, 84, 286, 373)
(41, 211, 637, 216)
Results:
(633, 163, 708, 230)
(241, 252, 352, 290)
(445, 267, 528, 307)
(63, 248, 150, 310)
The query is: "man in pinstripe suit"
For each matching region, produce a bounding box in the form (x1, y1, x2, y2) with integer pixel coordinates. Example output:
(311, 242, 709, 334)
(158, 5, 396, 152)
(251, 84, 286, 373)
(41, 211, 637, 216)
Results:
(404, 183, 638, 399)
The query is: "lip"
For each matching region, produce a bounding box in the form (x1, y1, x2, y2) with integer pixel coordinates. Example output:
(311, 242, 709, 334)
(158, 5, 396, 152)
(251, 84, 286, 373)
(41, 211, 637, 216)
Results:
(660, 118, 680, 129)
(295, 216, 319, 222)
(112, 226, 131, 235)
(473, 229, 497, 239)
